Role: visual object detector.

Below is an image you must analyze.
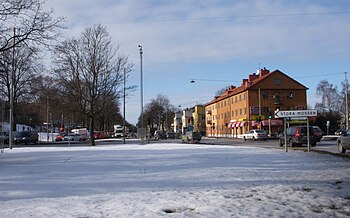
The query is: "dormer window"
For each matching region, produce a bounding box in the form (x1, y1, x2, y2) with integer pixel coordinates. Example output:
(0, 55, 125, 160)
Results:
(274, 78, 281, 86)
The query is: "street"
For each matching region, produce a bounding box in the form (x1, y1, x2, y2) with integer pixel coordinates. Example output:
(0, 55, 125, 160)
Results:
(1, 136, 348, 158)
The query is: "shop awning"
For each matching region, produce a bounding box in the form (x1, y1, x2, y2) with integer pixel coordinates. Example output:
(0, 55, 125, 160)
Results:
(240, 121, 247, 127)
(235, 122, 241, 127)
(228, 122, 235, 128)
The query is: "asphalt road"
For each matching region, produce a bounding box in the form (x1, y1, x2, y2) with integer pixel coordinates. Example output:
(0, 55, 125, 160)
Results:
(1, 137, 348, 158)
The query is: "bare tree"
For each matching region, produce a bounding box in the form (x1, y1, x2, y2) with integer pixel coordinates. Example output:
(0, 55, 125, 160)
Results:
(139, 94, 176, 131)
(53, 24, 133, 145)
(0, 0, 64, 52)
(316, 80, 341, 112)
(0, 45, 42, 126)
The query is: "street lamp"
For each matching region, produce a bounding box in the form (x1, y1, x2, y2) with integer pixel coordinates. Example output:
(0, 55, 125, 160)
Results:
(138, 45, 144, 142)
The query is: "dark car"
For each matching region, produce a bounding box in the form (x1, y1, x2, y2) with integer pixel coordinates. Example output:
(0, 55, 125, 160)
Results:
(14, 131, 38, 145)
(166, 132, 176, 139)
(337, 129, 350, 153)
(154, 130, 167, 140)
(181, 131, 202, 143)
(313, 126, 324, 142)
(335, 129, 346, 136)
(279, 126, 317, 147)
(0, 132, 9, 144)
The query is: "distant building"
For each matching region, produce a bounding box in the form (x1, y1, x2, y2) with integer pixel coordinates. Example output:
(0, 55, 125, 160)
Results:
(192, 105, 206, 135)
(173, 111, 182, 133)
(175, 105, 206, 134)
(205, 69, 308, 137)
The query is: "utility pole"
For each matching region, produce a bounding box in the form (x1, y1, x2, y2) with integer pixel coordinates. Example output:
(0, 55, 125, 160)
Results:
(123, 68, 126, 144)
(345, 72, 349, 130)
(138, 45, 144, 143)
(9, 28, 15, 149)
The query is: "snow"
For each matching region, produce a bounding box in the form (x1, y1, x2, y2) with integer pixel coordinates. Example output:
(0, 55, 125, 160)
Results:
(0, 143, 349, 217)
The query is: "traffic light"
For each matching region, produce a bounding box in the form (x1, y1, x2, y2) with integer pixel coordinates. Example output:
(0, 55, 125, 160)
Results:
(268, 112, 272, 119)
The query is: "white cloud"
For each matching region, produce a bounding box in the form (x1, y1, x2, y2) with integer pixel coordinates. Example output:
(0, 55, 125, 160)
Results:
(44, 0, 350, 124)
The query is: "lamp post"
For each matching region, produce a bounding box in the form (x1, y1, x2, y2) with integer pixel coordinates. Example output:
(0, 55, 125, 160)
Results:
(9, 28, 16, 149)
(345, 72, 348, 130)
(123, 68, 126, 144)
(138, 45, 144, 142)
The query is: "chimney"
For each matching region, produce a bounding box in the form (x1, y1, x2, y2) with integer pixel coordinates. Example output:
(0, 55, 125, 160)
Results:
(248, 73, 259, 82)
(242, 79, 248, 86)
(259, 67, 270, 77)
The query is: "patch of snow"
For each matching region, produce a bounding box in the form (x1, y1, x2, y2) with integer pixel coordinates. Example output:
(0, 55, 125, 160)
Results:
(0, 143, 349, 217)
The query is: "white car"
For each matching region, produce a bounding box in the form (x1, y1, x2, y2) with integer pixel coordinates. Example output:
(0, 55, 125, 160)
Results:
(243, 129, 268, 141)
(63, 134, 82, 141)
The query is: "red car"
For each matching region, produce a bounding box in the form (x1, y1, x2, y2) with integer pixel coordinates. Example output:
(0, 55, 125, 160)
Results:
(94, 131, 107, 139)
(55, 132, 66, 141)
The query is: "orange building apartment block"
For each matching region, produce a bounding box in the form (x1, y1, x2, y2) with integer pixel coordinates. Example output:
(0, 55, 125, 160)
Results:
(205, 68, 308, 137)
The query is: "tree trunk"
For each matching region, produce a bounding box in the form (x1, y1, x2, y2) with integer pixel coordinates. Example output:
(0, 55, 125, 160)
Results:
(89, 115, 95, 146)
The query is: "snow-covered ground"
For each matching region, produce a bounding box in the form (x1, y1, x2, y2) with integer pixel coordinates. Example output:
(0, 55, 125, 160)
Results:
(0, 143, 349, 217)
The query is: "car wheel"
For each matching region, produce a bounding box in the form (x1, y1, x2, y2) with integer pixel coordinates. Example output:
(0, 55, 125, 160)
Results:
(311, 142, 316, 147)
(243, 136, 246, 141)
(253, 136, 256, 141)
(288, 139, 294, 147)
(338, 141, 346, 153)
(279, 139, 284, 147)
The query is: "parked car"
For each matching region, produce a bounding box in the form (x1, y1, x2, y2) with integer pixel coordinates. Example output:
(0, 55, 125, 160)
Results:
(63, 133, 82, 141)
(0, 132, 9, 144)
(154, 130, 167, 140)
(242, 129, 268, 141)
(94, 131, 107, 139)
(14, 131, 38, 145)
(166, 132, 176, 139)
(181, 131, 202, 143)
(335, 129, 346, 136)
(55, 132, 66, 141)
(279, 126, 317, 147)
(313, 126, 324, 142)
(337, 129, 350, 153)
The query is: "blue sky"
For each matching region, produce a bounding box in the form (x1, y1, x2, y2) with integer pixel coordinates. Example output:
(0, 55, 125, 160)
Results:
(45, 0, 350, 125)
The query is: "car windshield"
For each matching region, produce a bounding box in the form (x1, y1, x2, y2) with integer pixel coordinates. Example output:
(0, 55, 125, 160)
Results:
(17, 131, 30, 137)
(255, 130, 266, 133)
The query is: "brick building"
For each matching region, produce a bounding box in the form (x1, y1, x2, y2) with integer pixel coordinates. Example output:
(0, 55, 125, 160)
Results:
(205, 69, 308, 137)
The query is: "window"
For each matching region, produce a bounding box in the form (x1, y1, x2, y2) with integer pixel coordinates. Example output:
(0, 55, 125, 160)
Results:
(239, 95, 242, 102)
(224, 100, 226, 106)
(244, 108, 247, 115)
(262, 107, 270, 115)
(240, 108, 242, 115)
(274, 92, 280, 99)
(235, 109, 238, 116)
(262, 92, 269, 100)
(243, 93, 246, 100)
(274, 78, 281, 86)
(287, 92, 293, 99)
(235, 96, 237, 103)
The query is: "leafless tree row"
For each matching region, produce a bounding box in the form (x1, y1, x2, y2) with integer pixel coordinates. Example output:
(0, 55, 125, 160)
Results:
(0, 0, 135, 145)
